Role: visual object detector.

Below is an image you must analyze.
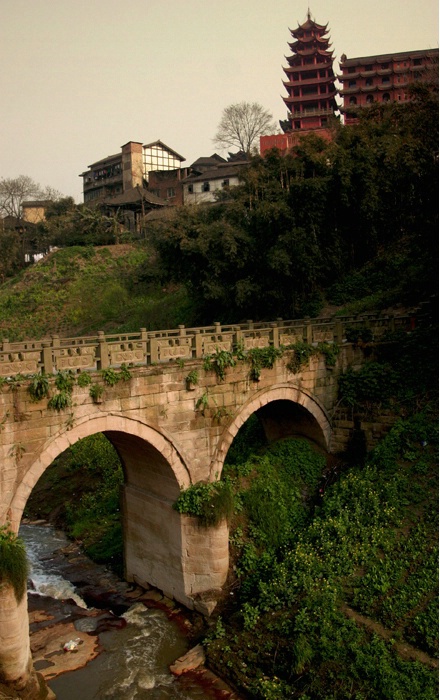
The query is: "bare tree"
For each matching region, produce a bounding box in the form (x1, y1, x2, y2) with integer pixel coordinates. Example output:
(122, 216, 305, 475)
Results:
(214, 102, 278, 155)
(0, 175, 62, 219)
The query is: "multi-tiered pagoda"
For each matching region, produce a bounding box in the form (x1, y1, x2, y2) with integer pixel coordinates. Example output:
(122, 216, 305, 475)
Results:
(281, 11, 339, 133)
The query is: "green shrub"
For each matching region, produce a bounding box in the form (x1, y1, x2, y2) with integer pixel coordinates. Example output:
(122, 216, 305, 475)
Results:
(0, 525, 29, 602)
(118, 363, 131, 381)
(101, 368, 119, 386)
(203, 348, 236, 382)
(48, 391, 72, 412)
(76, 372, 92, 387)
(89, 383, 104, 401)
(54, 370, 76, 393)
(173, 480, 234, 527)
(185, 369, 199, 386)
(285, 342, 317, 374)
(246, 345, 283, 381)
(28, 374, 50, 402)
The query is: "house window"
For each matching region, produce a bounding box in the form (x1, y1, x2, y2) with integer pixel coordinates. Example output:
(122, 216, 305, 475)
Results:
(202, 182, 210, 192)
(366, 95, 374, 104)
(166, 187, 175, 198)
(187, 184, 193, 194)
(381, 63, 389, 69)
(365, 78, 373, 86)
(413, 58, 422, 66)
(222, 179, 229, 187)
(382, 76, 390, 83)
(365, 64, 373, 71)
(349, 96, 357, 105)
(349, 80, 356, 87)
(382, 93, 390, 102)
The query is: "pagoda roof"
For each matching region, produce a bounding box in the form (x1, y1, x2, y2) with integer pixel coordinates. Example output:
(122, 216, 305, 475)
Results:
(283, 90, 338, 106)
(290, 14, 328, 38)
(286, 47, 334, 64)
(283, 76, 336, 88)
(288, 36, 330, 50)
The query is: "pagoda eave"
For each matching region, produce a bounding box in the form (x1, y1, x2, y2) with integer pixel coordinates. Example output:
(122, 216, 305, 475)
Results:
(283, 77, 336, 88)
(290, 20, 328, 37)
(283, 92, 338, 106)
(288, 37, 331, 50)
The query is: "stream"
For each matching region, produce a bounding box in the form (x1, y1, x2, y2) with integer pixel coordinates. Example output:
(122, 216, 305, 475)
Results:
(19, 523, 231, 700)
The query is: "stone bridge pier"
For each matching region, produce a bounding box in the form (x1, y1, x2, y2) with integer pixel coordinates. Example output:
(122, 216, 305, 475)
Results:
(0, 313, 417, 691)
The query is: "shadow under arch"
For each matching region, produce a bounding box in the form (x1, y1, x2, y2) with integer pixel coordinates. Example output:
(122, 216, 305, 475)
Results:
(9, 413, 199, 603)
(210, 383, 332, 479)
(11, 412, 192, 529)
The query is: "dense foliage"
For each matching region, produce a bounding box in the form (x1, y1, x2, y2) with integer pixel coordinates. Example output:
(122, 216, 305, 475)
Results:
(204, 413, 438, 699)
(0, 525, 29, 602)
(149, 89, 438, 322)
(25, 434, 124, 575)
(9, 80, 438, 700)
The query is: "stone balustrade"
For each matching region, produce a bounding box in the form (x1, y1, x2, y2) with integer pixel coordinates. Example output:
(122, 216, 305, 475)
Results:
(0, 311, 419, 378)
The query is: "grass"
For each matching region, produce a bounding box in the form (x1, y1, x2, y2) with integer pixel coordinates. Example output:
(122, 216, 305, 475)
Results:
(204, 411, 439, 699)
(0, 244, 195, 341)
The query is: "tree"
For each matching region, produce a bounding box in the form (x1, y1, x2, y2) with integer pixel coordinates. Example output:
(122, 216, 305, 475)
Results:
(0, 175, 62, 219)
(214, 102, 277, 155)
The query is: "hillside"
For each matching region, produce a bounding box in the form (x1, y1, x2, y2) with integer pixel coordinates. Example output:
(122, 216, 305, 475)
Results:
(0, 244, 195, 342)
(11, 238, 437, 699)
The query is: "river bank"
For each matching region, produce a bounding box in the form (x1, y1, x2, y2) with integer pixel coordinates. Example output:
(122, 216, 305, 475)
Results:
(21, 522, 242, 700)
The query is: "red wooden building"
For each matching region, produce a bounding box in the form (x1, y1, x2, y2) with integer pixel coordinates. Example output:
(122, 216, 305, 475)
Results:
(281, 11, 339, 133)
(261, 12, 339, 156)
(338, 49, 439, 124)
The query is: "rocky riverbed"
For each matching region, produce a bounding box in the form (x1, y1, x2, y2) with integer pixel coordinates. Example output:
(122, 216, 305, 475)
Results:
(21, 522, 242, 700)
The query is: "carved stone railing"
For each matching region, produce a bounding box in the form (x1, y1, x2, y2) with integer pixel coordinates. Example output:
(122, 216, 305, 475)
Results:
(0, 310, 423, 378)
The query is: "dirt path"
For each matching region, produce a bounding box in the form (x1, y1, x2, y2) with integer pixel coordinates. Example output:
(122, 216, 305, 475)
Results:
(340, 603, 438, 669)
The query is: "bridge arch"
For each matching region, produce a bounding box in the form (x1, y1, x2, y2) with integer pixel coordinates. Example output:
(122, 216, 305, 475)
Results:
(210, 383, 332, 479)
(10, 412, 192, 530)
(0, 413, 229, 691)
(9, 412, 228, 609)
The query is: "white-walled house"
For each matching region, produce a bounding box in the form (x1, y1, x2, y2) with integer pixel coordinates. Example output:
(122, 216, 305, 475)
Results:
(182, 154, 248, 205)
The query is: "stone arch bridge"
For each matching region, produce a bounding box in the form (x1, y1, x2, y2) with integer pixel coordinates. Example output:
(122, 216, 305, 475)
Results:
(0, 311, 418, 690)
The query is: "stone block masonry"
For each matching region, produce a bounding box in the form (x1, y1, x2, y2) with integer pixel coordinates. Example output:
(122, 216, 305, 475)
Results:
(0, 309, 423, 689)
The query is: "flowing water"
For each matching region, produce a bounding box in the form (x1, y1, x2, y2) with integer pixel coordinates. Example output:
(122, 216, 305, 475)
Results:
(19, 524, 223, 699)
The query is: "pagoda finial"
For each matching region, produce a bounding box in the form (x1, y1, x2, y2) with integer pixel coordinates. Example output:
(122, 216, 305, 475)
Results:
(307, 7, 311, 20)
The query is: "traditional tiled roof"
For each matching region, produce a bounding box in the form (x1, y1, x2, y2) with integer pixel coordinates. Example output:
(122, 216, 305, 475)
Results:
(22, 200, 52, 208)
(85, 152, 121, 170)
(340, 48, 438, 68)
(182, 162, 248, 184)
(103, 186, 167, 207)
(143, 140, 186, 162)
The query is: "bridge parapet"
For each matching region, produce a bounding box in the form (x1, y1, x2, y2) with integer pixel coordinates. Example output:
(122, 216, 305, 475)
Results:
(0, 311, 418, 377)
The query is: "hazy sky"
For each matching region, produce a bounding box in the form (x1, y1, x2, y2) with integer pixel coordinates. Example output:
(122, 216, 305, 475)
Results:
(1, 0, 438, 202)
